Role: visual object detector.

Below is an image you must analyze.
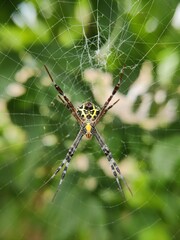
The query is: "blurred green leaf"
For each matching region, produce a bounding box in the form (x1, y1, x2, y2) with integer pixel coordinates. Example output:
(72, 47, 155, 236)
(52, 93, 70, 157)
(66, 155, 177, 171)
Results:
(151, 135, 180, 181)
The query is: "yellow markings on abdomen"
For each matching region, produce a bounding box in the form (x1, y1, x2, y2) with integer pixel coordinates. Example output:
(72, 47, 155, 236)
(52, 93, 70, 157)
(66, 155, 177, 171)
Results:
(77, 102, 100, 121)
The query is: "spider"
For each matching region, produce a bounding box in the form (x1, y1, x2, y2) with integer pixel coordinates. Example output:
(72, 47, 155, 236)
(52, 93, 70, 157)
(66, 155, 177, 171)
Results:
(44, 65, 132, 201)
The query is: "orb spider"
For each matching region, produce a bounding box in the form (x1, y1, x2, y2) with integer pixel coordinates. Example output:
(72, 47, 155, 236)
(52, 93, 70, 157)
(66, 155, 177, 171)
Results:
(44, 65, 132, 201)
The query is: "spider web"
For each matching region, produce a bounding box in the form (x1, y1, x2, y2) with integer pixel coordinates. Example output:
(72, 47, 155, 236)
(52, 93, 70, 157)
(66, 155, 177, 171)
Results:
(0, 0, 180, 239)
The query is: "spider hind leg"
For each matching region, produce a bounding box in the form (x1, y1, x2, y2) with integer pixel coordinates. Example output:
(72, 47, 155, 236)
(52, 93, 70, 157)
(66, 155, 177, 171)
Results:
(93, 127, 132, 198)
(51, 128, 84, 201)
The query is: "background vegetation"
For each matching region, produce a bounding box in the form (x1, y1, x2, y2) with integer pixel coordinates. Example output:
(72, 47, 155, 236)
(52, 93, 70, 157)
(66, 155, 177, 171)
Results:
(0, 0, 180, 240)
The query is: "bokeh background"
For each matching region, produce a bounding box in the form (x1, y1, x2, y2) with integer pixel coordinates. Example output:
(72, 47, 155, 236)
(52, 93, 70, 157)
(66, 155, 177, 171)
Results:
(0, 0, 180, 240)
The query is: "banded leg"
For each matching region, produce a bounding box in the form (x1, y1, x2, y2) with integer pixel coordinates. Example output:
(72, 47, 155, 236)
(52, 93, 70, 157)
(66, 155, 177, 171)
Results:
(94, 66, 124, 125)
(44, 65, 82, 125)
(100, 99, 120, 119)
(50, 128, 85, 201)
(92, 127, 132, 197)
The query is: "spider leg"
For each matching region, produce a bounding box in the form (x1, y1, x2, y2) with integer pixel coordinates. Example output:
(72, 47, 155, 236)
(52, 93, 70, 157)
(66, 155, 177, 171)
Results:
(100, 98, 120, 119)
(94, 66, 124, 125)
(44, 65, 82, 125)
(57, 94, 77, 113)
(48, 128, 85, 201)
(92, 127, 132, 197)
(57, 94, 66, 105)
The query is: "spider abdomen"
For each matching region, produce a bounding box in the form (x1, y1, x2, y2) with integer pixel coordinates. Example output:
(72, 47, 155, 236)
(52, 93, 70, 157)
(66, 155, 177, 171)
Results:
(77, 102, 100, 121)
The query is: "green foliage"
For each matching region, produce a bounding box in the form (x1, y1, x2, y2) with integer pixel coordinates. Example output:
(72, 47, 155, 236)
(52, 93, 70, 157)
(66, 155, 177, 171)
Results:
(0, 0, 180, 240)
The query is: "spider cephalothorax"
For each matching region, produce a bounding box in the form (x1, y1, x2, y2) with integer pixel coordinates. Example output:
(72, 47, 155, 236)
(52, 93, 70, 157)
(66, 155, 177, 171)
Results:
(44, 65, 132, 201)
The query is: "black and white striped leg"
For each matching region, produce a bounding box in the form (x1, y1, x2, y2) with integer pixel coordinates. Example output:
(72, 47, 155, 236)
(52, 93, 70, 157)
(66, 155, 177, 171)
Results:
(49, 128, 85, 201)
(92, 127, 132, 197)
(44, 65, 82, 124)
(94, 66, 124, 125)
(100, 98, 120, 119)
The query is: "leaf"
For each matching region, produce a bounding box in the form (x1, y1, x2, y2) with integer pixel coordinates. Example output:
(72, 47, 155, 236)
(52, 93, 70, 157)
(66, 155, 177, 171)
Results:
(150, 135, 180, 181)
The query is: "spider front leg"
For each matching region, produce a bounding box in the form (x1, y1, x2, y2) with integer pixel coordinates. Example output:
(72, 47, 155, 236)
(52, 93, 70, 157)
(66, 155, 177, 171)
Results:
(48, 128, 85, 201)
(92, 127, 132, 198)
(100, 98, 120, 119)
(94, 66, 125, 125)
(44, 65, 82, 125)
